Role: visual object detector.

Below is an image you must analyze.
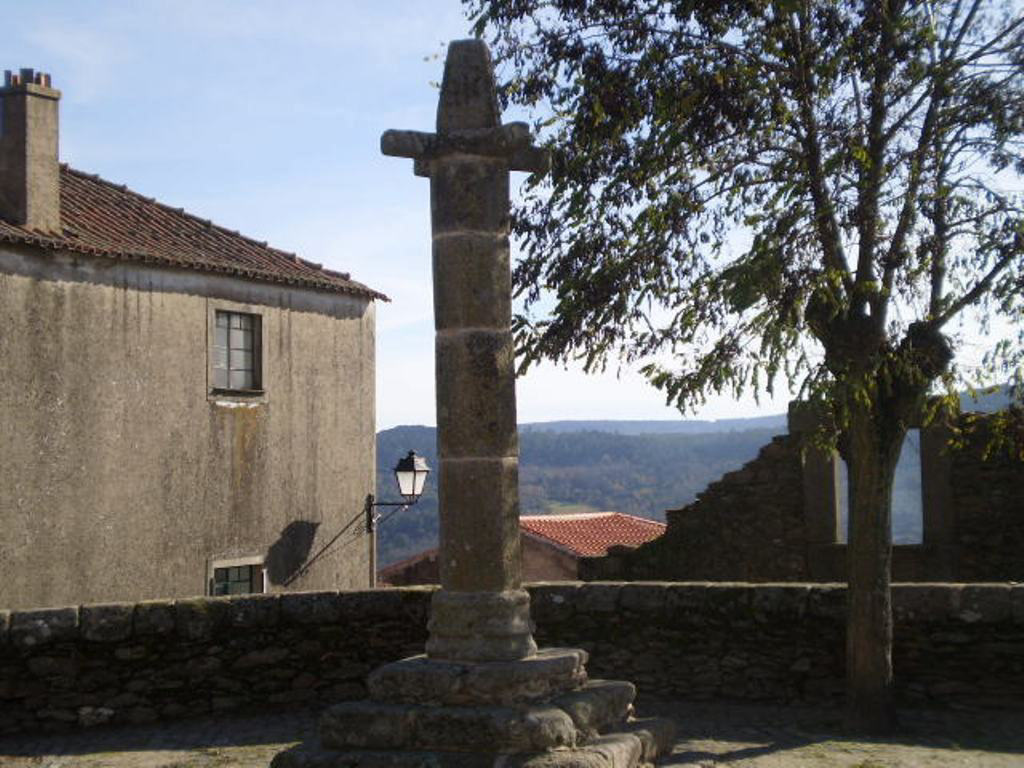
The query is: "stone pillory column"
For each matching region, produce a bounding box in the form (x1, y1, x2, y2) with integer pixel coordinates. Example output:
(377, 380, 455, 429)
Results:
(271, 39, 675, 768)
(381, 39, 546, 663)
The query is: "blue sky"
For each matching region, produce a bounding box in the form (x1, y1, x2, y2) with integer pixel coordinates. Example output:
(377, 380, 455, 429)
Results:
(4, 0, 795, 427)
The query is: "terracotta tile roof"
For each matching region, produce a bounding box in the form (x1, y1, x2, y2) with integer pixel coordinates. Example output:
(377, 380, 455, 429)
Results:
(520, 512, 666, 558)
(0, 165, 386, 300)
(378, 512, 666, 583)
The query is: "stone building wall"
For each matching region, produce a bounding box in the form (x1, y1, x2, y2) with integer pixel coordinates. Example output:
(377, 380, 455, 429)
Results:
(584, 408, 1023, 583)
(517, 536, 579, 581)
(378, 551, 440, 587)
(2, 583, 1021, 736)
(0, 244, 377, 609)
(380, 537, 580, 585)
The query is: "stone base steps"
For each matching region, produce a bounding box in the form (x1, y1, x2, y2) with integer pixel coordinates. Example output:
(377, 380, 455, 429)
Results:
(269, 646, 675, 768)
(318, 680, 639, 753)
(270, 716, 674, 768)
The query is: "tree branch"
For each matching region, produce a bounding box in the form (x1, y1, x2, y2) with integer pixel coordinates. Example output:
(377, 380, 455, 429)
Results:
(946, 0, 984, 60)
(856, 0, 898, 321)
(790, 7, 853, 293)
(881, 73, 944, 302)
(933, 241, 1020, 327)
(929, 157, 951, 318)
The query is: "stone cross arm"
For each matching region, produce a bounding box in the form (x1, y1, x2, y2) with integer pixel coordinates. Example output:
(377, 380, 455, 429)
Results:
(381, 123, 550, 178)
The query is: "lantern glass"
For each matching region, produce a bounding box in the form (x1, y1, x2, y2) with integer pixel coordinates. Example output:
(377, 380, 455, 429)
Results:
(393, 450, 430, 500)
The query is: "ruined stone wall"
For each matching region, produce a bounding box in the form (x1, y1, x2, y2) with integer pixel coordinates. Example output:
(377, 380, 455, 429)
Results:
(584, 410, 1023, 583)
(949, 413, 1024, 581)
(2, 583, 1021, 736)
(581, 435, 808, 582)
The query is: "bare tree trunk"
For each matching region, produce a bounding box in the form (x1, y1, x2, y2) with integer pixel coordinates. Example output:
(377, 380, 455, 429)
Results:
(844, 400, 902, 734)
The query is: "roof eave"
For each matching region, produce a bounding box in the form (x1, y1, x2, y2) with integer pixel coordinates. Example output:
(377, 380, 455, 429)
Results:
(0, 231, 389, 301)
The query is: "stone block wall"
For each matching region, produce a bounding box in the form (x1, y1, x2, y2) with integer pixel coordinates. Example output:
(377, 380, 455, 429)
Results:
(2, 583, 1022, 736)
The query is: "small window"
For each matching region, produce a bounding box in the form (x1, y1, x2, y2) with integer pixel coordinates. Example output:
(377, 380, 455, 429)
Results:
(210, 563, 265, 596)
(213, 311, 261, 391)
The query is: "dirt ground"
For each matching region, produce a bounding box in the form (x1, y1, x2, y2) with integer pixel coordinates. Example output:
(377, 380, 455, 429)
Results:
(647, 701, 1024, 767)
(1, 701, 1021, 767)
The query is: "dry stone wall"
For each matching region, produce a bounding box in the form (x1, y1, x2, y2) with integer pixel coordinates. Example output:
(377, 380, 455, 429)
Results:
(2, 583, 1022, 736)
(0, 589, 433, 736)
(531, 582, 1024, 710)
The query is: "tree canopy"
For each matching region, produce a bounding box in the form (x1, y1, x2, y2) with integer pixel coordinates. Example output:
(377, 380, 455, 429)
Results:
(469, 0, 1024, 413)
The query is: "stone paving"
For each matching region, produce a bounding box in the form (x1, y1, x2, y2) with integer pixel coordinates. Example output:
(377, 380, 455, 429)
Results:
(1, 701, 1022, 767)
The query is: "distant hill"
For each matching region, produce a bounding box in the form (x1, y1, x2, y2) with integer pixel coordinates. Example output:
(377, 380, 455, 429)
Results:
(959, 385, 1015, 413)
(520, 415, 786, 435)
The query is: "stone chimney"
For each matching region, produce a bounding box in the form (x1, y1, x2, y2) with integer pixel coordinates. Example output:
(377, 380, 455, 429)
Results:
(0, 68, 61, 233)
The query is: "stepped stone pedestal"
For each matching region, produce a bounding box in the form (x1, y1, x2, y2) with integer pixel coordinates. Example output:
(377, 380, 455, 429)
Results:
(272, 647, 674, 767)
(271, 39, 674, 768)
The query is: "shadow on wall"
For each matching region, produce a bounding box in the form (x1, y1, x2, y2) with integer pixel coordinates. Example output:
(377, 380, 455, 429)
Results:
(265, 521, 320, 585)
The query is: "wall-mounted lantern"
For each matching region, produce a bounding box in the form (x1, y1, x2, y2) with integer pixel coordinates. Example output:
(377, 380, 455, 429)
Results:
(366, 450, 430, 588)
(366, 450, 431, 532)
(393, 450, 431, 502)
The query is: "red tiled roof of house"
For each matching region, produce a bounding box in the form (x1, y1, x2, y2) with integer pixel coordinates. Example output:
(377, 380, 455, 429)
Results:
(0, 165, 386, 300)
(519, 512, 666, 558)
(377, 512, 666, 583)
